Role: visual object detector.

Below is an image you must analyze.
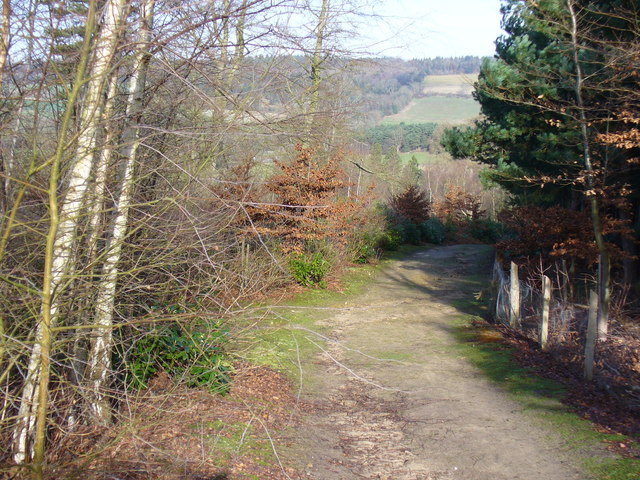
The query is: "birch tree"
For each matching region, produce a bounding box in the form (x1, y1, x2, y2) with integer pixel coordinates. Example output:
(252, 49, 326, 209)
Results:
(87, 0, 156, 424)
(14, 0, 128, 466)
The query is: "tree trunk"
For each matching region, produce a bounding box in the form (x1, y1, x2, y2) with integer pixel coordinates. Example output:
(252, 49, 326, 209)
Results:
(87, 0, 155, 425)
(307, 0, 330, 138)
(621, 202, 639, 288)
(567, 0, 610, 340)
(69, 70, 120, 394)
(14, 0, 127, 466)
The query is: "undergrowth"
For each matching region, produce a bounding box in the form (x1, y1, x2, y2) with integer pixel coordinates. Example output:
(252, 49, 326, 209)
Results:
(451, 314, 640, 480)
(239, 245, 424, 383)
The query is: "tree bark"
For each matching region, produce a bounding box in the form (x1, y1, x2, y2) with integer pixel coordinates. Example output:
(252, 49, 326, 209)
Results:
(88, 0, 155, 425)
(567, 0, 610, 340)
(307, 0, 330, 136)
(14, 0, 127, 466)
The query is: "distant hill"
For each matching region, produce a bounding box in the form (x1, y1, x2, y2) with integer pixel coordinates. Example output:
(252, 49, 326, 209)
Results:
(422, 73, 478, 97)
(354, 56, 484, 124)
(357, 62, 483, 156)
(382, 96, 479, 125)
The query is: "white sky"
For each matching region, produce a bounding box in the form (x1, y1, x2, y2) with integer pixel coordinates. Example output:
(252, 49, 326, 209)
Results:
(362, 0, 504, 59)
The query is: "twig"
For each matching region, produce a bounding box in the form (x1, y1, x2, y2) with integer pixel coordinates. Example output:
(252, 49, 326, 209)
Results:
(291, 325, 410, 365)
(306, 338, 411, 393)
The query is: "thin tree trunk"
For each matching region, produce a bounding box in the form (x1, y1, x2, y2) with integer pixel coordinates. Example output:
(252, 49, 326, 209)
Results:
(307, 0, 329, 136)
(567, 0, 610, 340)
(69, 70, 120, 394)
(13, 0, 100, 470)
(0, 0, 9, 93)
(88, 0, 155, 425)
(14, 0, 127, 466)
(226, 0, 248, 88)
(0, 0, 11, 210)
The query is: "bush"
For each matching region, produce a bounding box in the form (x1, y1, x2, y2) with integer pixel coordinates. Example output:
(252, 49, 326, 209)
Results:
(469, 219, 504, 243)
(419, 217, 446, 244)
(378, 227, 403, 251)
(289, 252, 330, 287)
(444, 219, 459, 241)
(352, 233, 380, 263)
(390, 185, 431, 224)
(125, 320, 232, 394)
(400, 222, 422, 245)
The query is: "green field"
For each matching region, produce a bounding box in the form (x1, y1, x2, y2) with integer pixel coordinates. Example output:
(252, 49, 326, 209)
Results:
(422, 74, 478, 96)
(399, 151, 450, 165)
(382, 96, 480, 125)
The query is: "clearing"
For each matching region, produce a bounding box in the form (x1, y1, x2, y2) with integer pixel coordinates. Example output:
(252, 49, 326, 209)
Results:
(382, 97, 479, 125)
(285, 245, 609, 479)
(422, 74, 478, 97)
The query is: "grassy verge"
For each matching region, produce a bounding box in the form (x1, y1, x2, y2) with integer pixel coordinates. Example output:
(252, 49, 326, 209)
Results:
(236, 245, 426, 382)
(451, 309, 640, 480)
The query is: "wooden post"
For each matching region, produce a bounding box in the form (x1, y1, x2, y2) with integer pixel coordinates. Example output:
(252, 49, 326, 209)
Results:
(510, 261, 520, 328)
(597, 256, 608, 341)
(584, 289, 598, 381)
(540, 275, 551, 351)
(489, 258, 499, 322)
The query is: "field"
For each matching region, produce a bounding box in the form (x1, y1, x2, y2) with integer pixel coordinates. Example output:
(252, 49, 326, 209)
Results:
(399, 151, 450, 165)
(382, 96, 480, 125)
(422, 73, 478, 97)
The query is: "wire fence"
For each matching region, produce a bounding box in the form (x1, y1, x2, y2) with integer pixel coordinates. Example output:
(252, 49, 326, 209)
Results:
(490, 255, 597, 379)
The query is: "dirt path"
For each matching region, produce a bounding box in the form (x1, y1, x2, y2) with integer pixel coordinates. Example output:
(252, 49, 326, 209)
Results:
(290, 245, 590, 480)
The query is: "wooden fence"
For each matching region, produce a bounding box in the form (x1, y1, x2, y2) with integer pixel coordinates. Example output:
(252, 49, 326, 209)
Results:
(490, 256, 601, 381)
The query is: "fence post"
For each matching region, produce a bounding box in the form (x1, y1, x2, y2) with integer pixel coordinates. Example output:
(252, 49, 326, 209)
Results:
(540, 275, 551, 351)
(584, 289, 598, 381)
(490, 258, 499, 322)
(510, 261, 520, 328)
(597, 256, 608, 341)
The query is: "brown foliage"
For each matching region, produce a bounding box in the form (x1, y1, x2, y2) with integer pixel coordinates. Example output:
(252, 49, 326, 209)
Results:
(498, 205, 599, 263)
(390, 185, 431, 224)
(497, 205, 632, 267)
(597, 111, 640, 165)
(247, 145, 366, 253)
(434, 185, 484, 223)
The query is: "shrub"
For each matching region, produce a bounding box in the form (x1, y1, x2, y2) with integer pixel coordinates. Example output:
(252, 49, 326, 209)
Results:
(351, 232, 381, 263)
(353, 243, 378, 263)
(443, 219, 459, 241)
(469, 219, 504, 244)
(289, 252, 330, 287)
(378, 227, 403, 251)
(390, 185, 432, 224)
(400, 222, 422, 245)
(419, 217, 446, 244)
(125, 320, 232, 394)
(434, 185, 484, 222)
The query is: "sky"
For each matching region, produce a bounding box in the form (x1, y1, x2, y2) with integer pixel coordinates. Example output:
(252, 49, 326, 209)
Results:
(363, 0, 504, 59)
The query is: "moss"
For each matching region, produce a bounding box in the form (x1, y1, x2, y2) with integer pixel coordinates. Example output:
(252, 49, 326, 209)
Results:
(451, 315, 640, 480)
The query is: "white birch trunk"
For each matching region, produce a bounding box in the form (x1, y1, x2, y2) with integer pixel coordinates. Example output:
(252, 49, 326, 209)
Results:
(0, 0, 11, 206)
(509, 261, 520, 328)
(13, 0, 127, 463)
(88, 0, 155, 424)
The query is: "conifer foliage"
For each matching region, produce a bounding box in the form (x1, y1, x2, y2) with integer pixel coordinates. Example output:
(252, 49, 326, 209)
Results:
(248, 145, 360, 253)
(389, 185, 431, 224)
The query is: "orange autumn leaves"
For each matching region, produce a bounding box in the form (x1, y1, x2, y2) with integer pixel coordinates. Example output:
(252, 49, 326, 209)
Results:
(243, 145, 370, 253)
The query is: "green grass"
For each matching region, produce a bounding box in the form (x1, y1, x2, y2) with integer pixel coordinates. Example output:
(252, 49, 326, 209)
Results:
(235, 261, 384, 381)
(237, 245, 426, 382)
(451, 313, 640, 480)
(382, 96, 480, 125)
(190, 419, 274, 469)
(398, 151, 450, 165)
(422, 74, 478, 96)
